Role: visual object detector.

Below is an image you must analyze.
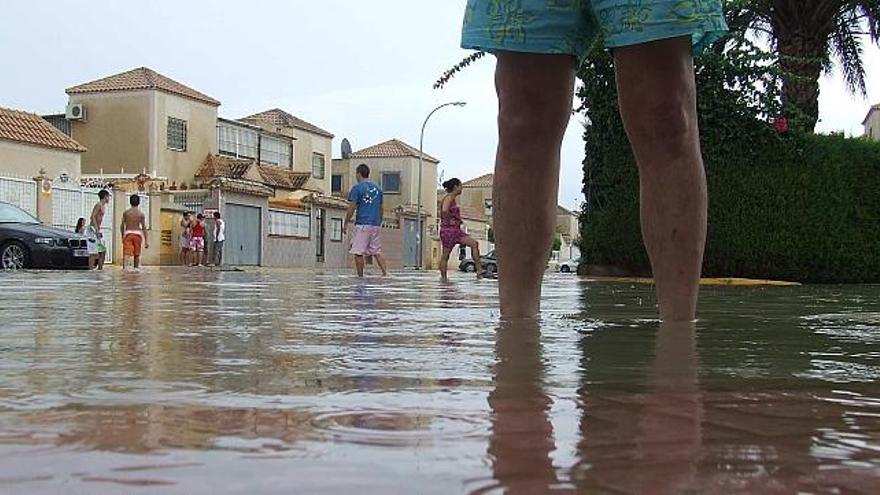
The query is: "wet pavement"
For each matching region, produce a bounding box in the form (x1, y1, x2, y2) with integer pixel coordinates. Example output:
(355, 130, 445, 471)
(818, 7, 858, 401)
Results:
(0, 269, 879, 494)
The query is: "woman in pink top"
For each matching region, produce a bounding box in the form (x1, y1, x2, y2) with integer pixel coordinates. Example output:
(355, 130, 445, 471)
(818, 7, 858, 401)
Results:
(439, 178, 485, 281)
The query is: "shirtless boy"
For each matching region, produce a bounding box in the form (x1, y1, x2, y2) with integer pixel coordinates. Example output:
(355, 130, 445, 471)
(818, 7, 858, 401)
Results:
(121, 194, 149, 271)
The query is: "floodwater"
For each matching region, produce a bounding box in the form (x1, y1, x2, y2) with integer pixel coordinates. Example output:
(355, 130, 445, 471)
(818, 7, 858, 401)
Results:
(0, 269, 878, 494)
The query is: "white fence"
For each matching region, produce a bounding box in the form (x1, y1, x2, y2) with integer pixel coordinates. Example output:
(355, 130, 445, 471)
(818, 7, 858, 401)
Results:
(0, 176, 37, 216)
(51, 185, 118, 263)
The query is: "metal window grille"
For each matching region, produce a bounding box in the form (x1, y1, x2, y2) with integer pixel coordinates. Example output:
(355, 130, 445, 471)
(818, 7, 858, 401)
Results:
(382, 172, 401, 194)
(311, 153, 325, 179)
(269, 210, 310, 237)
(167, 117, 188, 151)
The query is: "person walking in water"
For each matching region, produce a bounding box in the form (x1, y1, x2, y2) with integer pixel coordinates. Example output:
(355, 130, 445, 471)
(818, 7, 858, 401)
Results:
(460, 1, 727, 320)
(439, 178, 485, 282)
(121, 194, 149, 272)
(87, 189, 111, 270)
(345, 164, 388, 277)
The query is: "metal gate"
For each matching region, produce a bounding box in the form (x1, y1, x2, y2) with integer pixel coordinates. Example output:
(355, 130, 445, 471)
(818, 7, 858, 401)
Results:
(403, 218, 418, 267)
(224, 204, 262, 266)
(0, 176, 37, 216)
(51, 186, 117, 263)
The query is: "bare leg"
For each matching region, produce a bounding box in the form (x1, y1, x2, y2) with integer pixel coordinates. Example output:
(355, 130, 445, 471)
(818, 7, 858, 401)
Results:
(97, 253, 105, 270)
(614, 37, 706, 322)
(495, 52, 576, 318)
(374, 253, 388, 276)
(88, 255, 96, 270)
(439, 248, 453, 281)
(461, 236, 483, 276)
(354, 255, 365, 277)
(134, 255, 140, 270)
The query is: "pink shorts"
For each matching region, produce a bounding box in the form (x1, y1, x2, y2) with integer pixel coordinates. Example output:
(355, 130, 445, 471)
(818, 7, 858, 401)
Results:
(190, 236, 205, 252)
(350, 225, 382, 256)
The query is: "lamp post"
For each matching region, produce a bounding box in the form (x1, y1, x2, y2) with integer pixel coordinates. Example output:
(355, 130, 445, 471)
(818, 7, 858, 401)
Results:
(416, 101, 466, 269)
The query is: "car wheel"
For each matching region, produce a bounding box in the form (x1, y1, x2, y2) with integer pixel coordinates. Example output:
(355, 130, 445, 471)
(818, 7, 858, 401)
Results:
(463, 262, 475, 273)
(486, 263, 497, 274)
(1, 242, 29, 270)
(561, 265, 571, 273)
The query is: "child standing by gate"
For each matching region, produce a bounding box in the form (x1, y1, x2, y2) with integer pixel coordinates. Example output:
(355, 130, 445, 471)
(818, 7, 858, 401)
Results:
(190, 213, 206, 266)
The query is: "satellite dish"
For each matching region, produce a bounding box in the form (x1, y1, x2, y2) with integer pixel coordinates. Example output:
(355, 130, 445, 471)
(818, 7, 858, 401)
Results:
(341, 138, 353, 159)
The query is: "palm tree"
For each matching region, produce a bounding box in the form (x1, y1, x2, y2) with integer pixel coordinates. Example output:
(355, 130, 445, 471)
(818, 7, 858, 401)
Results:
(729, 0, 880, 131)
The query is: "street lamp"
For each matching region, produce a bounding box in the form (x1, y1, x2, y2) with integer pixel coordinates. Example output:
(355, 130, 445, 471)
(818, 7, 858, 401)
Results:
(416, 101, 466, 269)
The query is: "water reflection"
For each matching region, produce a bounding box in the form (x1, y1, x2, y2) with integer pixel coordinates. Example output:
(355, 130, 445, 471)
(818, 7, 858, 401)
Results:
(484, 320, 563, 494)
(574, 321, 702, 494)
(0, 271, 878, 493)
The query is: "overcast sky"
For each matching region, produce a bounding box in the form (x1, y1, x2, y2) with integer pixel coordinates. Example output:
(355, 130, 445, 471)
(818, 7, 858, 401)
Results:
(1, 1, 877, 210)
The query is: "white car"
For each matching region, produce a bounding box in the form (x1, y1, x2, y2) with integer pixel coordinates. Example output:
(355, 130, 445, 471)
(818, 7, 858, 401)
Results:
(558, 257, 580, 273)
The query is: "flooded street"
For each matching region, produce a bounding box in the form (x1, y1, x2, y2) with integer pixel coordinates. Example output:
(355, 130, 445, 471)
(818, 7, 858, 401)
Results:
(1, 269, 879, 494)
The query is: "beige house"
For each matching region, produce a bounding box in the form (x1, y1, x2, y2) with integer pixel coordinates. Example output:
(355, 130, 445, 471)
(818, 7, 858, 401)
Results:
(332, 139, 440, 222)
(65, 67, 220, 185)
(556, 205, 581, 262)
(240, 109, 333, 195)
(0, 106, 85, 181)
(863, 104, 880, 140)
(460, 172, 494, 224)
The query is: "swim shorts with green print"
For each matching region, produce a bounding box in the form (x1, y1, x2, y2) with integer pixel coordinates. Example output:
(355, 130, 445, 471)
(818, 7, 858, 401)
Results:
(461, 0, 728, 57)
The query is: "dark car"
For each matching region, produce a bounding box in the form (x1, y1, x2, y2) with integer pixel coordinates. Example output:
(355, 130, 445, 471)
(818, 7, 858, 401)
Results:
(459, 249, 497, 274)
(0, 201, 91, 270)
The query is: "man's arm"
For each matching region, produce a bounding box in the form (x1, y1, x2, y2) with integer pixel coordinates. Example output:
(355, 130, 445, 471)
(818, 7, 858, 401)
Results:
(141, 213, 149, 249)
(344, 202, 356, 225)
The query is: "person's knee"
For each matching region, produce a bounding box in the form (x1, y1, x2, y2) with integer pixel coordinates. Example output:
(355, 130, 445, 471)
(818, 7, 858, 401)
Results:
(624, 89, 697, 160)
(498, 95, 569, 146)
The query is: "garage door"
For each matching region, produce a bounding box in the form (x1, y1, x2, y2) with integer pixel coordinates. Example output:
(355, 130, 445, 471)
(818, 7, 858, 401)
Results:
(224, 204, 262, 266)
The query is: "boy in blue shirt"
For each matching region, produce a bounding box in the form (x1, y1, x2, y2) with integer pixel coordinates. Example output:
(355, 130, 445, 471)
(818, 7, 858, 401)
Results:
(345, 164, 388, 277)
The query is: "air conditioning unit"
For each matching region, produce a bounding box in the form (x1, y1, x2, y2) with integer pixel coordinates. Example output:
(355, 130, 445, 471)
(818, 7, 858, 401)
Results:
(66, 103, 86, 121)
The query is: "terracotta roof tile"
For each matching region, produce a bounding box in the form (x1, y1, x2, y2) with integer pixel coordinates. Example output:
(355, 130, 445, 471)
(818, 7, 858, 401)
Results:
(350, 139, 439, 163)
(205, 178, 273, 197)
(0, 106, 86, 153)
(303, 194, 350, 210)
(257, 165, 311, 190)
(462, 172, 493, 188)
(241, 108, 334, 138)
(195, 154, 253, 180)
(67, 67, 220, 106)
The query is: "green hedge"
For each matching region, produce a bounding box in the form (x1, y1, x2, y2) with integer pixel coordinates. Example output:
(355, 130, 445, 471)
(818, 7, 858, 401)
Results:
(580, 48, 880, 283)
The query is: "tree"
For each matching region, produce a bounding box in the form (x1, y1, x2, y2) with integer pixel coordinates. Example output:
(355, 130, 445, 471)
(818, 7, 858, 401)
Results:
(729, 0, 880, 131)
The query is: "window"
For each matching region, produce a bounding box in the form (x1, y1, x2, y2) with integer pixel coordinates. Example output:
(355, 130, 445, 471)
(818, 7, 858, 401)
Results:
(268, 210, 310, 238)
(261, 136, 291, 167)
(382, 172, 401, 194)
(167, 117, 187, 151)
(312, 153, 325, 179)
(331, 174, 343, 194)
(218, 124, 257, 159)
(330, 218, 343, 242)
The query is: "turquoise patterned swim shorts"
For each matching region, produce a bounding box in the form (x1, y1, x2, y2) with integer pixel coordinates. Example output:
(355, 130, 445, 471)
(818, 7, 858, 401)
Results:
(461, 0, 728, 57)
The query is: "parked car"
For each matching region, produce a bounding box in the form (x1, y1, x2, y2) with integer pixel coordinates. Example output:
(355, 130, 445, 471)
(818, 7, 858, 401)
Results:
(0, 201, 91, 270)
(459, 250, 497, 274)
(558, 257, 581, 273)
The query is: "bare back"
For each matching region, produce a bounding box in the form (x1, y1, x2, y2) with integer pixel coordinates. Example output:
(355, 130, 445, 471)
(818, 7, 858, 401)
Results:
(122, 207, 145, 232)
